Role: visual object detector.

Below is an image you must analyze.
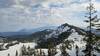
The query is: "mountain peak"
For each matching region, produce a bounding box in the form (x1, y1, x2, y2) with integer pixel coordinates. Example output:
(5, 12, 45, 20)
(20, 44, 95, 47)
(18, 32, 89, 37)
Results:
(59, 23, 70, 28)
(37, 23, 87, 48)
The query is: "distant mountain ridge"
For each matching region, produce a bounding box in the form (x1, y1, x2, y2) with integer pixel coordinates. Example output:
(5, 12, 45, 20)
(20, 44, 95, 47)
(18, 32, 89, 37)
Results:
(0, 26, 57, 37)
(0, 23, 99, 43)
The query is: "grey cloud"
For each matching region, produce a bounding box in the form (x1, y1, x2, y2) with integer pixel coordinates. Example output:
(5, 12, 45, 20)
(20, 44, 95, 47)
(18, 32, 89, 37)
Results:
(0, 0, 15, 8)
(0, 0, 100, 32)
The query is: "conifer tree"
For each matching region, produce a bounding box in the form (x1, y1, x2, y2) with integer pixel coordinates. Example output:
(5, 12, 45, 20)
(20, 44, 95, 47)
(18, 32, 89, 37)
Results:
(21, 45, 27, 56)
(48, 47, 52, 56)
(8, 53, 10, 56)
(60, 44, 69, 56)
(52, 47, 57, 55)
(27, 46, 31, 50)
(15, 50, 18, 56)
(40, 49, 42, 56)
(48, 41, 53, 56)
(84, 0, 100, 56)
(27, 46, 31, 56)
(75, 45, 79, 56)
(48, 44, 57, 56)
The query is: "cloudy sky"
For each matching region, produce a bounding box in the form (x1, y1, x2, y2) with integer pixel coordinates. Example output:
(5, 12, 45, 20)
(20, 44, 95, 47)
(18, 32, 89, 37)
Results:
(0, 0, 100, 32)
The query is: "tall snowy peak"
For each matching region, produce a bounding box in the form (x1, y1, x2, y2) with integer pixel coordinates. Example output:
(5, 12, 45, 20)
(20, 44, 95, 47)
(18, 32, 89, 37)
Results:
(37, 23, 87, 48)
(45, 23, 86, 39)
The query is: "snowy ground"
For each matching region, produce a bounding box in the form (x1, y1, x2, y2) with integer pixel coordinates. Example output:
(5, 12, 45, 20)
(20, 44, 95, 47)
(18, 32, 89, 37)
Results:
(0, 42, 37, 56)
(67, 31, 86, 56)
(0, 30, 100, 56)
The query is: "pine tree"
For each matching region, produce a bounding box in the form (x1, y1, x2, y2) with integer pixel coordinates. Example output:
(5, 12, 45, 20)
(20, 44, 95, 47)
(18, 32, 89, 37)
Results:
(60, 44, 69, 56)
(48, 42, 54, 56)
(48, 47, 52, 56)
(27, 46, 31, 56)
(21, 45, 27, 56)
(15, 50, 18, 56)
(27, 45, 31, 50)
(40, 49, 42, 56)
(36, 49, 39, 56)
(75, 45, 79, 56)
(52, 47, 57, 55)
(8, 53, 10, 56)
(84, 0, 100, 56)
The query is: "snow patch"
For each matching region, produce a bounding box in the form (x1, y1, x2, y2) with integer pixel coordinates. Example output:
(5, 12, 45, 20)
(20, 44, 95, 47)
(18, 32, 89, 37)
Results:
(0, 42, 36, 56)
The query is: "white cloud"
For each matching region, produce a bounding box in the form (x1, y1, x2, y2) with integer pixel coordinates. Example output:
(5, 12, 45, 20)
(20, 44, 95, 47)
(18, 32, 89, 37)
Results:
(0, 0, 100, 32)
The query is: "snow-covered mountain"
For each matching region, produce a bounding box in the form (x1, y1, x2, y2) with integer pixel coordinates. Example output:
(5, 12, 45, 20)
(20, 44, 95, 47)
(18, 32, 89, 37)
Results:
(0, 23, 100, 56)
(1, 23, 88, 43)
(37, 23, 86, 47)
(37, 23, 100, 56)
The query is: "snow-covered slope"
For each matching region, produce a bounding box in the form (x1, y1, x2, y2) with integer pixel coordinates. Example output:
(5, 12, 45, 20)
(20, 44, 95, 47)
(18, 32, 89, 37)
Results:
(0, 43, 36, 56)
(45, 23, 86, 38)
(37, 23, 86, 47)
(37, 23, 100, 56)
(0, 23, 99, 56)
(56, 29, 86, 56)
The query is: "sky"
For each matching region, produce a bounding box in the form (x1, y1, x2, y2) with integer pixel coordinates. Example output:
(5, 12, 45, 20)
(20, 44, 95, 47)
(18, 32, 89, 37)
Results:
(0, 0, 100, 32)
